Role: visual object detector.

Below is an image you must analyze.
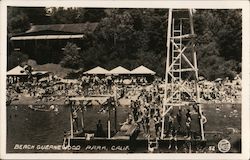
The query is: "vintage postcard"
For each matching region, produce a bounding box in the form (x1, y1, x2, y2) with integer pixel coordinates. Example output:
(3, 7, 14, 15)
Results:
(0, 0, 249, 159)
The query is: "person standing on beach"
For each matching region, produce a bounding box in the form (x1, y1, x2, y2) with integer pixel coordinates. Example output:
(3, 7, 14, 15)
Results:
(96, 119, 104, 137)
(153, 113, 161, 137)
(168, 112, 174, 135)
(72, 110, 78, 132)
(176, 109, 182, 132)
(185, 116, 192, 139)
(145, 113, 150, 135)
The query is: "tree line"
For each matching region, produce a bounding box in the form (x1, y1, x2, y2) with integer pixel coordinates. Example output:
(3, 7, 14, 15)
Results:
(8, 7, 242, 80)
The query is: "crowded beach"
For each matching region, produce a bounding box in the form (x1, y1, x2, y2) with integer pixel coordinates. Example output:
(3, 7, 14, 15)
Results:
(7, 65, 241, 106)
(7, 65, 241, 133)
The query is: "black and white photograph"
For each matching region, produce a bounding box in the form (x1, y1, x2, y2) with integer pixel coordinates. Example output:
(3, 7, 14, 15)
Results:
(1, 0, 250, 159)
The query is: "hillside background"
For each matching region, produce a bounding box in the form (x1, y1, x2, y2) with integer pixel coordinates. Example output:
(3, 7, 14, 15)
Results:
(7, 7, 242, 80)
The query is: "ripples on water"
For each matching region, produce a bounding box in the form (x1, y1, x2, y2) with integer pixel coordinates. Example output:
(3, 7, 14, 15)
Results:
(7, 104, 241, 153)
(7, 104, 129, 152)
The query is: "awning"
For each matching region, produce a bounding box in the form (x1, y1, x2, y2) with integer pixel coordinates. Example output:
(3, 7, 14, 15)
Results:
(109, 66, 130, 75)
(10, 34, 85, 40)
(7, 66, 27, 76)
(130, 65, 156, 75)
(84, 66, 110, 75)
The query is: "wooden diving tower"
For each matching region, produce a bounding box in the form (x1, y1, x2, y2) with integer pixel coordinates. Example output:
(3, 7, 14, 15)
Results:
(161, 9, 205, 141)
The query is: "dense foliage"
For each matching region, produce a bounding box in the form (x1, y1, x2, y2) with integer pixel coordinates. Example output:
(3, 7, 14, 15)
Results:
(7, 7, 242, 80)
(7, 51, 29, 70)
(60, 42, 81, 69)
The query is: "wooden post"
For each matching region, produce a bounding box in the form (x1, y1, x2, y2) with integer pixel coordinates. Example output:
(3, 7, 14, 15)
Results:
(81, 108, 84, 131)
(108, 103, 111, 139)
(108, 109, 111, 139)
(69, 107, 73, 138)
(114, 85, 117, 132)
(161, 8, 172, 140)
(189, 141, 192, 153)
(114, 106, 117, 132)
(189, 9, 204, 141)
(108, 120, 111, 139)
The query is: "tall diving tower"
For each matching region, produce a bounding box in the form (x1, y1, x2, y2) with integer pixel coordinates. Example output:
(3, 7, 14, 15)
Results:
(161, 9, 205, 141)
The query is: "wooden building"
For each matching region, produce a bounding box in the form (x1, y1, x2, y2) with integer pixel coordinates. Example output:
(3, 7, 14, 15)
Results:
(10, 22, 98, 64)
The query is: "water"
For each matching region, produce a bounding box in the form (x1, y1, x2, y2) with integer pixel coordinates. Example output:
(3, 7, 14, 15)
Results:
(7, 103, 241, 153)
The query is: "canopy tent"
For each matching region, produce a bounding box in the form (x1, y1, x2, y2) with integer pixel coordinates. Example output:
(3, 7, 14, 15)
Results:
(7, 65, 49, 77)
(130, 65, 156, 75)
(7, 66, 27, 76)
(109, 66, 130, 75)
(84, 66, 110, 75)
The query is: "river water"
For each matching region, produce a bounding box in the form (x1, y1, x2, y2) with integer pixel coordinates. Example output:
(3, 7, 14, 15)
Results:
(7, 103, 241, 153)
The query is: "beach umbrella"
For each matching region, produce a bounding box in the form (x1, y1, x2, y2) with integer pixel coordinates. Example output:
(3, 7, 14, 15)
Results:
(198, 76, 205, 81)
(215, 78, 222, 82)
(123, 79, 132, 85)
(39, 77, 48, 82)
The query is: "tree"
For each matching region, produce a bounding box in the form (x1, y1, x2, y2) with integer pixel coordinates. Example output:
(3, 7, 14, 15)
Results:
(47, 7, 106, 24)
(7, 7, 30, 35)
(60, 42, 81, 69)
(83, 9, 107, 22)
(7, 51, 28, 70)
(194, 9, 242, 80)
(7, 8, 242, 80)
(49, 7, 82, 24)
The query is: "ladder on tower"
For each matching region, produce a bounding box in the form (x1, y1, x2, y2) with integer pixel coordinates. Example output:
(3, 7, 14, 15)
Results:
(171, 18, 183, 103)
(161, 9, 205, 141)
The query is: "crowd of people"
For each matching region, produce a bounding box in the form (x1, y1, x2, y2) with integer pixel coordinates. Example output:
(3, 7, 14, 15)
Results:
(6, 73, 241, 106)
(7, 73, 241, 152)
(6, 74, 151, 103)
(199, 79, 241, 103)
(122, 83, 207, 143)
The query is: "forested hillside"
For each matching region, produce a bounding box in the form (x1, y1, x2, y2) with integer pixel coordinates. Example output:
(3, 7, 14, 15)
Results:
(7, 7, 242, 80)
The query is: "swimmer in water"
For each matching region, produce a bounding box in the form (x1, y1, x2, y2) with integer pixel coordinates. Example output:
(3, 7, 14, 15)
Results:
(232, 104, 236, 110)
(216, 106, 221, 111)
(50, 105, 55, 110)
(54, 107, 59, 112)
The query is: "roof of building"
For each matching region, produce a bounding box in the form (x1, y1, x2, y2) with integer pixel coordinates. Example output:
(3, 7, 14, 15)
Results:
(11, 22, 99, 40)
(26, 22, 98, 34)
(11, 34, 85, 40)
